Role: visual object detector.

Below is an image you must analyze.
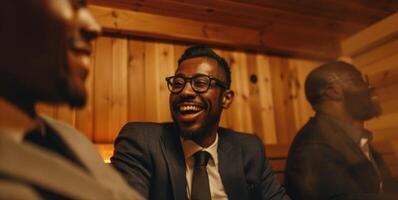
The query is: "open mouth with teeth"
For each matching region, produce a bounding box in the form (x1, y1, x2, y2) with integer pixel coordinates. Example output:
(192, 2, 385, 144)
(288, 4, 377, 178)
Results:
(176, 104, 205, 122)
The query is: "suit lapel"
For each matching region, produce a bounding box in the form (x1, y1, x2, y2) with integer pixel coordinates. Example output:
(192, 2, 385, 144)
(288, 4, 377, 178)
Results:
(317, 116, 381, 190)
(160, 124, 188, 200)
(0, 135, 113, 200)
(40, 115, 140, 198)
(41, 116, 106, 179)
(218, 129, 249, 200)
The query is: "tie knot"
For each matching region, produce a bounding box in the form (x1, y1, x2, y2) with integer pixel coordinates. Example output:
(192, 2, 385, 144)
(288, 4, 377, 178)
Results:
(194, 151, 210, 167)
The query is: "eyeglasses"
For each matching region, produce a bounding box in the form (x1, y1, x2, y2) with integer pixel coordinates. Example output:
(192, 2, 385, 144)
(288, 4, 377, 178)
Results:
(165, 74, 227, 94)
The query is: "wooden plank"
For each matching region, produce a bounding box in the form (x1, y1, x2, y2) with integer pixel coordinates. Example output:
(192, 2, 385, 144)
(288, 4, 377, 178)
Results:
(255, 55, 277, 144)
(354, 37, 398, 67)
(127, 40, 147, 122)
(373, 84, 398, 103)
(366, 112, 398, 131)
(144, 43, 161, 122)
(265, 144, 290, 158)
(372, 126, 398, 142)
(89, 5, 259, 49)
(238, 0, 397, 25)
(360, 51, 398, 76)
(157, 43, 175, 122)
(270, 159, 286, 172)
(378, 99, 398, 116)
(89, 0, 364, 37)
(109, 37, 128, 142)
(230, 51, 253, 133)
(341, 12, 398, 56)
(269, 57, 296, 144)
(373, 141, 395, 154)
(246, 53, 265, 140)
(369, 66, 398, 90)
(88, 5, 336, 59)
(288, 59, 318, 131)
(93, 37, 113, 142)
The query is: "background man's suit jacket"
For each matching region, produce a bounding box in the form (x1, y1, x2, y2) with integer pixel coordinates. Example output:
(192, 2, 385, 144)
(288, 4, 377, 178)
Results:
(284, 114, 398, 200)
(0, 115, 142, 200)
(111, 122, 290, 200)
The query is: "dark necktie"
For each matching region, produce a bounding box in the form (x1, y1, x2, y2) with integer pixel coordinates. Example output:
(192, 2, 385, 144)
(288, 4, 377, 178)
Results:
(191, 151, 211, 200)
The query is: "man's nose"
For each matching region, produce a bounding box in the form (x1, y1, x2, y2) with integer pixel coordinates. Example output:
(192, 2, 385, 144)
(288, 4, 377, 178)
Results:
(180, 81, 196, 97)
(78, 8, 101, 41)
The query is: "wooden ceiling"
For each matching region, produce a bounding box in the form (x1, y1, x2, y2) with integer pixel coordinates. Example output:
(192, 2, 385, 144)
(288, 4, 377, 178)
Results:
(87, 0, 398, 60)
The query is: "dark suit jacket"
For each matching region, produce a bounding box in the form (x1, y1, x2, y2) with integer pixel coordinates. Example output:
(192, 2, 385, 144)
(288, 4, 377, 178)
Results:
(284, 114, 398, 200)
(111, 122, 290, 200)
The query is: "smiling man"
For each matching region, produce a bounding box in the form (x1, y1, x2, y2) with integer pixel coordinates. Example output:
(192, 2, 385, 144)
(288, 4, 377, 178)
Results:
(111, 45, 290, 200)
(0, 1, 141, 199)
(284, 61, 398, 200)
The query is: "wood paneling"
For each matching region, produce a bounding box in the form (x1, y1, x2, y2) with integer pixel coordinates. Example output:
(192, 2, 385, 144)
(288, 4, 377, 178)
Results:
(342, 12, 398, 57)
(342, 13, 398, 165)
(37, 35, 320, 145)
(88, 0, 398, 59)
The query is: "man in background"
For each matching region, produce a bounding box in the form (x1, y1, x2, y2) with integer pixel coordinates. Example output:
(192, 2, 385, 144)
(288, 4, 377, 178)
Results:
(285, 61, 398, 200)
(0, 1, 141, 199)
(111, 45, 290, 200)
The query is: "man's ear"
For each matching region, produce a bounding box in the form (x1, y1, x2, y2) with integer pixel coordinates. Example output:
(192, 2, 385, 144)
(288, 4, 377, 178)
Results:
(324, 84, 344, 101)
(222, 90, 234, 109)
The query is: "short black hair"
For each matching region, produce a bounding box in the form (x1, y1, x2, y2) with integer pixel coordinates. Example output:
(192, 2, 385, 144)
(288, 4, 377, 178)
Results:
(178, 45, 231, 89)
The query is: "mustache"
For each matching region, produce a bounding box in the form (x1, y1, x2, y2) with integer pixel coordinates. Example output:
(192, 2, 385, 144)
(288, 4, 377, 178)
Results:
(173, 98, 207, 109)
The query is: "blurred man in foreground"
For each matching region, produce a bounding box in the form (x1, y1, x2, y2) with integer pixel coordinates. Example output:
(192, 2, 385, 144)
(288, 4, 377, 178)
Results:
(0, 1, 141, 199)
(285, 61, 398, 200)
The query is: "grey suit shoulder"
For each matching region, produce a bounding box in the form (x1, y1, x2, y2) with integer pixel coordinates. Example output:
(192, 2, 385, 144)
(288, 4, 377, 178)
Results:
(0, 115, 143, 200)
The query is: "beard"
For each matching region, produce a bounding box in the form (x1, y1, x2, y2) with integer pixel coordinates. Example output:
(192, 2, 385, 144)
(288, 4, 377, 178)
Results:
(171, 97, 223, 141)
(344, 89, 382, 121)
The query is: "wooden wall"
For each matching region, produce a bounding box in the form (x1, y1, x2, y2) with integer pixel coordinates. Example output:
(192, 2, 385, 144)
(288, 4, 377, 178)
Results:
(37, 35, 321, 146)
(341, 12, 398, 175)
(350, 38, 398, 143)
(341, 12, 398, 144)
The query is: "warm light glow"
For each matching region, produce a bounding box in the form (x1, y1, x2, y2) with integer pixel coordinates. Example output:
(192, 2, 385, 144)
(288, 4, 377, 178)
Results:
(95, 143, 114, 163)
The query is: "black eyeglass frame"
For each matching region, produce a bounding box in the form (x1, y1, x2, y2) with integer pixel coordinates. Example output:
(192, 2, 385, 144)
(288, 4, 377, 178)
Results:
(165, 74, 228, 94)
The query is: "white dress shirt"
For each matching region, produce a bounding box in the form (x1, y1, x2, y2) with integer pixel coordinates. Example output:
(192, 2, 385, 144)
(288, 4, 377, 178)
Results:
(181, 134, 228, 200)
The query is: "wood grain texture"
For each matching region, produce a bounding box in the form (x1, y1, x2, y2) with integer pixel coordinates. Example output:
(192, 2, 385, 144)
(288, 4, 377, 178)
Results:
(37, 35, 321, 145)
(88, 0, 398, 59)
(344, 15, 398, 179)
(88, 5, 337, 59)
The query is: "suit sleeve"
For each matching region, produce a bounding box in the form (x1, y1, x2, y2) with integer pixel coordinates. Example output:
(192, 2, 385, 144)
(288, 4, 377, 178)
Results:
(284, 144, 398, 200)
(111, 123, 153, 198)
(256, 138, 291, 200)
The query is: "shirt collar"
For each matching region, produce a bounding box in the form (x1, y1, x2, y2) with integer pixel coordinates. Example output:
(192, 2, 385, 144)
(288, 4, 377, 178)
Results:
(181, 133, 219, 166)
(318, 112, 372, 144)
(0, 98, 38, 143)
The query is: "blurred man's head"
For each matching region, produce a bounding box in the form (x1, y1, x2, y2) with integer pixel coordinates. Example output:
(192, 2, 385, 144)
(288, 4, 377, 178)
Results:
(305, 61, 381, 121)
(166, 46, 234, 142)
(0, 0, 100, 107)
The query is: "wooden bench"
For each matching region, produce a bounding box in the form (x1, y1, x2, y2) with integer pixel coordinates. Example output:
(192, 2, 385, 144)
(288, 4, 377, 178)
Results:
(266, 141, 398, 185)
(266, 144, 289, 184)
